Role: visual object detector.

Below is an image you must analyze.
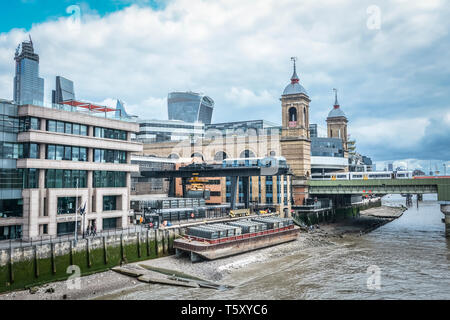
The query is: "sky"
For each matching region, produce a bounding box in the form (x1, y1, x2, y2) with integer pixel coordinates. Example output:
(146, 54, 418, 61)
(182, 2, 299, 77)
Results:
(0, 0, 449, 172)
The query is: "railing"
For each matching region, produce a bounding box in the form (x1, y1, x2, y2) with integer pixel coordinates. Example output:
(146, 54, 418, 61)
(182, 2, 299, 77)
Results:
(20, 100, 136, 123)
(0, 224, 149, 250)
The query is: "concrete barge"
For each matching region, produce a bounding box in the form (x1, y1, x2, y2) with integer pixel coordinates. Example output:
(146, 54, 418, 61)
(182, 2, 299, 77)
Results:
(174, 224, 300, 262)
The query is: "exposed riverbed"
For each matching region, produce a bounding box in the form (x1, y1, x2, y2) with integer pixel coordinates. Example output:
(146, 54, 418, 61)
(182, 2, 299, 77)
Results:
(2, 195, 449, 300)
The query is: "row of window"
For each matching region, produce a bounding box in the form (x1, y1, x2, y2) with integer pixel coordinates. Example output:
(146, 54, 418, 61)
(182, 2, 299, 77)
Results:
(94, 149, 127, 164)
(94, 127, 127, 140)
(93, 171, 127, 188)
(0, 169, 38, 189)
(47, 145, 87, 162)
(47, 119, 88, 136)
(45, 170, 88, 189)
(0, 142, 39, 159)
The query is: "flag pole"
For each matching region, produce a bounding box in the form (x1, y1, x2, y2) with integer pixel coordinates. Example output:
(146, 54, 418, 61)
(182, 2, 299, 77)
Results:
(74, 178, 79, 244)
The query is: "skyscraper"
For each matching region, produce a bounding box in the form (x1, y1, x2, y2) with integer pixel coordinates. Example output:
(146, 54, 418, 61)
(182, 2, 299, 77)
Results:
(168, 92, 214, 124)
(13, 36, 44, 105)
(52, 76, 75, 104)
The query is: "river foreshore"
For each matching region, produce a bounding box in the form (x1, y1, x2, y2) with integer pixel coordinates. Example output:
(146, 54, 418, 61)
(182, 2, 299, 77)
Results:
(0, 205, 406, 300)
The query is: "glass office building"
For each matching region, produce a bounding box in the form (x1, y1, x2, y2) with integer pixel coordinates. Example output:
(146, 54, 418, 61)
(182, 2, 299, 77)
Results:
(13, 38, 44, 105)
(52, 76, 75, 104)
(168, 92, 214, 124)
(136, 119, 204, 143)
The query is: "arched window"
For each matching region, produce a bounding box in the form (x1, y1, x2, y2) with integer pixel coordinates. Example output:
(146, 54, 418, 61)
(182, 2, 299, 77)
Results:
(191, 153, 204, 161)
(288, 107, 297, 122)
(168, 153, 179, 159)
(240, 150, 255, 158)
(269, 151, 276, 157)
(214, 151, 228, 161)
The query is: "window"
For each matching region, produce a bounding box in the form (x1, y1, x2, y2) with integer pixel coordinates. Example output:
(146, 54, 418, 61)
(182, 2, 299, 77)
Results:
(103, 218, 118, 230)
(0, 225, 22, 240)
(46, 120, 87, 136)
(56, 145, 64, 160)
(57, 222, 75, 235)
(94, 149, 127, 164)
(93, 171, 126, 188)
(45, 170, 87, 188)
(0, 143, 38, 159)
(65, 122, 72, 134)
(0, 199, 23, 218)
(57, 121, 65, 133)
(103, 196, 117, 211)
(47, 145, 87, 162)
(19, 117, 40, 131)
(94, 127, 127, 140)
(57, 197, 77, 215)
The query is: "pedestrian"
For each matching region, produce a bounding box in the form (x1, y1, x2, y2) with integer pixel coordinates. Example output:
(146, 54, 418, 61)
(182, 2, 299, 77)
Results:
(93, 224, 97, 236)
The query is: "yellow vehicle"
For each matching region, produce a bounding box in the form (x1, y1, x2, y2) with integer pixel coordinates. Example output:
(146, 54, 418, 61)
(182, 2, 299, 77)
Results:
(229, 208, 250, 218)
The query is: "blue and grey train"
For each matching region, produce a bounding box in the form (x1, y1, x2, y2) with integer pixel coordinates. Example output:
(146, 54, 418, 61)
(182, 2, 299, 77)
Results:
(311, 171, 413, 180)
(222, 156, 288, 168)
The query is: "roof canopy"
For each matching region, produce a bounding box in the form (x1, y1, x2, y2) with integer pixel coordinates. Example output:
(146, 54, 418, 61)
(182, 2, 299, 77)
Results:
(61, 99, 117, 113)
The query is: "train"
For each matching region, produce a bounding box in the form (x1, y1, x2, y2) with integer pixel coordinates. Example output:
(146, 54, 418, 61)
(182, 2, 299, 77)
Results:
(222, 156, 288, 168)
(311, 170, 414, 180)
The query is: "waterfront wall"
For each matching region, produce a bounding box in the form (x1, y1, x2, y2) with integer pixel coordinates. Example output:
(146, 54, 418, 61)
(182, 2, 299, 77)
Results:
(0, 228, 185, 293)
(296, 199, 382, 225)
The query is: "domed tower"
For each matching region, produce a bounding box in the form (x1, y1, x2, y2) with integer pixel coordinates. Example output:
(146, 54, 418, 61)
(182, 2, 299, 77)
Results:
(280, 57, 311, 206)
(326, 89, 348, 157)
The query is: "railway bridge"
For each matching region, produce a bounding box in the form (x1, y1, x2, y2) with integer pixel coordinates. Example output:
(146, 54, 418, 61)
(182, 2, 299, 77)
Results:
(308, 178, 450, 236)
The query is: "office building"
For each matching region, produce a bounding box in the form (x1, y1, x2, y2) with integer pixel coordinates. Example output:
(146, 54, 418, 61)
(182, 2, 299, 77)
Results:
(168, 92, 214, 124)
(13, 37, 44, 105)
(52, 76, 75, 104)
(0, 99, 142, 241)
(135, 119, 204, 144)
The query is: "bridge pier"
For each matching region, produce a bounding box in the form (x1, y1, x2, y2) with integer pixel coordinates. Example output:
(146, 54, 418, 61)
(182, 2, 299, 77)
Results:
(441, 204, 450, 238)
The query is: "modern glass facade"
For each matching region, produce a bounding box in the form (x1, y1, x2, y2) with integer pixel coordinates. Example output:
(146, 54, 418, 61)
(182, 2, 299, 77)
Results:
(168, 92, 214, 124)
(311, 137, 344, 157)
(13, 39, 44, 105)
(136, 119, 204, 143)
(52, 76, 75, 104)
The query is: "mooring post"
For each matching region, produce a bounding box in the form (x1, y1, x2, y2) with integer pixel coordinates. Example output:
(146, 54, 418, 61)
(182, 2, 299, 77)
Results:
(103, 236, 108, 265)
(34, 245, 39, 278)
(440, 204, 450, 238)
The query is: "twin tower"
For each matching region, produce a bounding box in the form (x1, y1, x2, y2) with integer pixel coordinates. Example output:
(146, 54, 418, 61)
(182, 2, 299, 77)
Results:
(280, 58, 348, 205)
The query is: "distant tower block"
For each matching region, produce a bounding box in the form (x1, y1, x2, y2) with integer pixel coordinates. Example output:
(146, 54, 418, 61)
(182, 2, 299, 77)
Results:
(280, 57, 311, 206)
(327, 88, 348, 156)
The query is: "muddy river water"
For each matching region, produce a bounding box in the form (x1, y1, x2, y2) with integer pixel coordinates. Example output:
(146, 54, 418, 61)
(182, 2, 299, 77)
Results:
(108, 194, 450, 300)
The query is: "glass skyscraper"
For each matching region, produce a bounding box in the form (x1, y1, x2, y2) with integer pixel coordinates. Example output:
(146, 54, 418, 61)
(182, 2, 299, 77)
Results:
(13, 37, 44, 105)
(168, 92, 214, 124)
(52, 76, 75, 104)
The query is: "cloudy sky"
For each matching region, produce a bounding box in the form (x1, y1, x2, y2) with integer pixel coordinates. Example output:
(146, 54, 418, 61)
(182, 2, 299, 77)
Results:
(1, 0, 449, 172)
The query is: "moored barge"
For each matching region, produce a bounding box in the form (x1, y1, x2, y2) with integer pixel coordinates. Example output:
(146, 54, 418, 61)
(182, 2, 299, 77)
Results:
(174, 217, 300, 262)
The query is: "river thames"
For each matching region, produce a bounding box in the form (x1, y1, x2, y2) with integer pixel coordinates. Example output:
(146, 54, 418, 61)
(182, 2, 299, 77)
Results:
(106, 194, 450, 300)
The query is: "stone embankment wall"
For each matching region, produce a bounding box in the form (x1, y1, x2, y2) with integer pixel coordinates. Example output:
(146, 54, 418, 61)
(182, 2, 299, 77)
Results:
(0, 228, 185, 293)
(296, 199, 382, 225)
